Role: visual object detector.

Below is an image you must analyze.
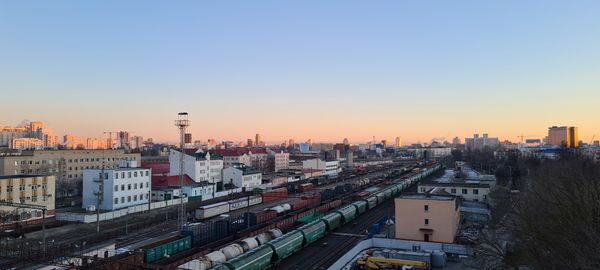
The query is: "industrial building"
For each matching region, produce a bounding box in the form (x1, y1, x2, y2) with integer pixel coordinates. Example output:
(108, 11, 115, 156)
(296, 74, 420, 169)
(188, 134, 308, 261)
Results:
(418, 182, 490, 203)
(222, 163, 262, 188)
(169, 149, 223, 184)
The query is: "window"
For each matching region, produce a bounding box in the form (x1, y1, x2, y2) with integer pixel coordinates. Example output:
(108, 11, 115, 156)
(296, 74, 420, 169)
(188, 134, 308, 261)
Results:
(424, 205, 429, 212)
(121, 197, 125, 203)
(114, 198, 118, 204)
(114, 185, 118, 192)
(7, 186, 13, 192)
(128, 172, 132, 178)
(134, 183, 137, 189)
(462, 189, 468, 194)
(450, 188, 456, 194)
(127, 196, 131, 202)
(145, 194, 149, 199)
(145, 171, 149, 176)
(146, 182, 149, 188)
(134, 171, 138, 177)
(424, 219, 429, 225)
(473, 189, 479, 195)
(420, 187, 426, 193)
(121, 184, 125, 190)
(115, 173, 119, 179)
(121, 172, 125, 178)
(128, 184, 131, 190)
(133, 195, 137, 201)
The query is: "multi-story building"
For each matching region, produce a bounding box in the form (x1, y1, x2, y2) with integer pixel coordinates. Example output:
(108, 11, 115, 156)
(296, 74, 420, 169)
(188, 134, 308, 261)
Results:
(547, 126, 579, 148)
(418, 182, 490, 203)
(11, 138, 45, 150)
(302, 158, 340, 178)
(267, 149, 289, 172)
(395, 192, 460, 243)
(0, 149, 140, 200)
(222, 163, 262, 188)
(0, 175, 56, 224)
(465, 134, 500, 150)
(82, 164, 151, 211)
(169, 149, 223, 184)
(0, 127, 29, 147)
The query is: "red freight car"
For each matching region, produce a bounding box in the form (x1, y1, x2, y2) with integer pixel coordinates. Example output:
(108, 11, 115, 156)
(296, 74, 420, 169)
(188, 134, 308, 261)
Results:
(352, 191, 370, 200)
(329, 199, 342, 209)
(255, 210, 278, 224)
(276, 215, 298, 232)
(301, 193, 321, 207)
(298, 183, 314, 193)
(315, 203, 331, 213)
(297, 209, 315, 220)
(261, 188, 288, 203)
(291, 200, 308, 211)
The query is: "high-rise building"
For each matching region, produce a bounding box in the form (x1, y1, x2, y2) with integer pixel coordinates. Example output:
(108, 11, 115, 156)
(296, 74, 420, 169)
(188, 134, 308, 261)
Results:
(247, 139, 254, 147)
(452, 137, 461, 146)
(395, 137, 402, 148)
(381, 140, 388, 148)
(548, 126, 579, 148)
(465, 133, 500, 150)
(255, 133, 261, 146)
(343, 138, 349, 145)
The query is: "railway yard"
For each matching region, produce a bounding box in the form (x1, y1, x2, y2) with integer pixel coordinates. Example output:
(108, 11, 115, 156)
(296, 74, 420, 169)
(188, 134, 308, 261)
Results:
(0, 161, 428, 269)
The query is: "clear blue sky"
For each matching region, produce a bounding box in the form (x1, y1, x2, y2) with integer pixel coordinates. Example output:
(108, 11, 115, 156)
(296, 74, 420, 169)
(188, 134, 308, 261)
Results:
(1, 1, 599, 143)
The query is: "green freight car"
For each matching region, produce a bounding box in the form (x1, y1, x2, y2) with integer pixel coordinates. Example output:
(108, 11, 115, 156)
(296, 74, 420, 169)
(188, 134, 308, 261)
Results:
(266, 230, 304, 261)
(320, 212, 342, 231)
(365, 196, 378, 209)
(144, 236, 191, 263)
(221, 244, 273, 270)
(351, 201, 367, 215)
(297, 220, 326, 245)
(334, 205, 357, 223)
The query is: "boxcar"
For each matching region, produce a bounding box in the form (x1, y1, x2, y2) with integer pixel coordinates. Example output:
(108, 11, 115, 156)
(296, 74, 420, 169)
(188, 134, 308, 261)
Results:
(196, 202, 230, 220)
(266, 230, 304, 261)
(297, 220, 326, 245)
(320, 212, 342, 231)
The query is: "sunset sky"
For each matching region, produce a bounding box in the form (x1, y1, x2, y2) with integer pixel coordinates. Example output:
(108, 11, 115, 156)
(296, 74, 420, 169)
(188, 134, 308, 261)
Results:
(1, 1, 599, 144)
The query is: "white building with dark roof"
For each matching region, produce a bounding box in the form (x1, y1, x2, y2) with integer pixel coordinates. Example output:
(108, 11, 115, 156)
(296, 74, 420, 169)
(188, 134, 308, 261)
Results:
(169, 149, 223, 184)
(222, 163, 262, 188)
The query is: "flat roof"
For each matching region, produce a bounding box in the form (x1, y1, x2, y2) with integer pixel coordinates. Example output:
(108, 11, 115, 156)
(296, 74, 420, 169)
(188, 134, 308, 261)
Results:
(399, 192, 456, 201)
(0, 174, 49, 179)
(419, 181, 490, 188)
(87, 167, 149, 171)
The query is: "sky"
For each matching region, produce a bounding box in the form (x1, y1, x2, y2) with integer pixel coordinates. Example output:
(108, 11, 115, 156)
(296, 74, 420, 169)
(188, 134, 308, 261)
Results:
(1, 1, 599, 144)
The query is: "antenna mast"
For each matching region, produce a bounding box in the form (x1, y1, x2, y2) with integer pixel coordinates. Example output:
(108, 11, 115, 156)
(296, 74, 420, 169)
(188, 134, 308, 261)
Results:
(175, 112, 190, 232)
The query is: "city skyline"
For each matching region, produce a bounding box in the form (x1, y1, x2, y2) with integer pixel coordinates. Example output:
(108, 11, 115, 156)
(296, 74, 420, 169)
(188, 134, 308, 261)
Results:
(1, 1, 600, 143)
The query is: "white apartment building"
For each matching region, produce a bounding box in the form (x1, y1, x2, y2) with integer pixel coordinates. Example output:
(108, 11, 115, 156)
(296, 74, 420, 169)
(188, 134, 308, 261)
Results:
(222, 164, 262, 188)
(169, 149, 223, 184)
(82, 166, 151, 211)
(302, 158, 341, 178)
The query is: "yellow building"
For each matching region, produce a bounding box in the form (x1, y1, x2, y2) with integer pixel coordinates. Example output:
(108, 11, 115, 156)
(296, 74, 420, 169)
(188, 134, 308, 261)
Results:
(0, 150, 140, 202)
(394, 192, 460, 243)
(0, 175, 56, 224)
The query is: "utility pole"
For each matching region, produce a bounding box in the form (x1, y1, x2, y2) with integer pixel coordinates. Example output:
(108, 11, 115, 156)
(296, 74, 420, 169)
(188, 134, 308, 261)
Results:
(175, 112, 190, 233)
(95, 163, 105, 234)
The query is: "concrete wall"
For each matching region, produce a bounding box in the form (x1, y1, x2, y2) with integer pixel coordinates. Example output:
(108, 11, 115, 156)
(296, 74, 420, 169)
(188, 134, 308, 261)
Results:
(394, 197, 460, 243)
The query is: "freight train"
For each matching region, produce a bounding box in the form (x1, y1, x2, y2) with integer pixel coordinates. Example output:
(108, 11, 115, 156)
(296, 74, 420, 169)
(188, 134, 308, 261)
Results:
(172, 164, 442, 270)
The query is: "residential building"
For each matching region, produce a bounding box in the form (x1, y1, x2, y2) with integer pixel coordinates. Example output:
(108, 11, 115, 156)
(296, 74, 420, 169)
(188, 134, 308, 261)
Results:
(465, 134, 500, 150)
(409, 147, 452, 159)
(395, 192, 460, 243)
(222, 163, 262, 188)
(11, 138, 44, 150)
(547, 126, 579, 148)
(255, 133, 261, 146)
(0, 127, 29, 147)
(0, 149, 140, 200)
(267, 149, 290, 172)
(418, 182, 490, 202)
(169, 149, 223, 184)
(82, 165, 151, 211)
(0, 175, 56, 224)
(302, 158, 340, 178)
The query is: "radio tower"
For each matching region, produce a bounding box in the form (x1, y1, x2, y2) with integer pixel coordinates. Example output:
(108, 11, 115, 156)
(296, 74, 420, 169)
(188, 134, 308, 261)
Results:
(175, 112, 190, 233)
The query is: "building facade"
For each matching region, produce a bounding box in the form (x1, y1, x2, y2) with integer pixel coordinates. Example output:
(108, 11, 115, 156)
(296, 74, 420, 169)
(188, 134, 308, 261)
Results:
(395, 193, 460, 243)
(222, 164, 262, 188)
(267, 149, 290, 172)
(465, 134, 500, 150)
(169, 149, 223, 184)
(302, 158, 340, 178)
(11, 138, 45, 150)
(418, 183, 490, 203)
(0, 175, 56, 224)
(0, 149, 140, 200)
(82, 167, 151, 211)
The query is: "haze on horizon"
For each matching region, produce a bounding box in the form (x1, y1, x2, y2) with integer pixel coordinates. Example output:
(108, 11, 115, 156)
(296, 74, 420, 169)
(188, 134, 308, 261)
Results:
(1, 1, 599, 144)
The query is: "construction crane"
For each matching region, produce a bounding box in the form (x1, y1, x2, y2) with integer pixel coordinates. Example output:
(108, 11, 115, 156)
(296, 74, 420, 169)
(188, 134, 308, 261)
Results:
(355, 254, 429, 269)
(103, 131, 120, 149)
(0, 200, 48, 254)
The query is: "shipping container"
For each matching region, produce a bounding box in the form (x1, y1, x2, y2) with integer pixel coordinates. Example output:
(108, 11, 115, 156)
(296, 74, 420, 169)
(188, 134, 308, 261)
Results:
(296, 209, 315, 220)
(220, 244, 273, 270)
(320, 189, 334, 201)
(266, 230, 304, 261)
(144, 236, 191, 263)
(315, 203, 330, 213)
(297, 220, 326, 245)
(291, 200, 308, 211)
(320, 212, 342, 231)
(244, 210, 277, 226)
(329, 199, 342, 209)
(275, 215, 298, 232)
(196, 202, 230, 220)
(248, 195, 262, 206)
(227, 213, 250, 234)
